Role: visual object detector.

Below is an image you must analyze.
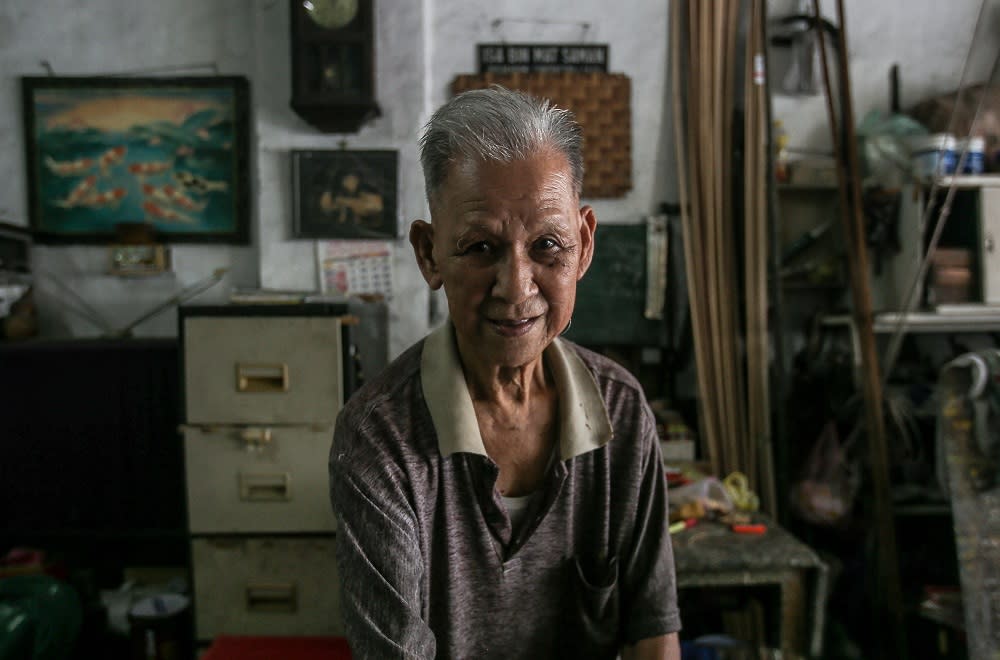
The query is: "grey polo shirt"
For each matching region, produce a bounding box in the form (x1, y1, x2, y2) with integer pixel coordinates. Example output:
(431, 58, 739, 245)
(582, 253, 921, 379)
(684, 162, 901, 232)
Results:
(330, 323, 681, 659)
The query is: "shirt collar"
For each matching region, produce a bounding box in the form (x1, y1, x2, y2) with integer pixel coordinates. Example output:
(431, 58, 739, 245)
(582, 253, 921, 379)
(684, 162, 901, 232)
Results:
(420, 322, 613, 460)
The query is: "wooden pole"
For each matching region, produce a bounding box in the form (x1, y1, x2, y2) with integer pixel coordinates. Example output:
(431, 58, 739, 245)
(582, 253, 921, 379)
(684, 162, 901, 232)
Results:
(813, 2, 906, 657)
(832, 3, 906, 656)
(760, 0, 789, 524)
(744, 0, 774, 515)
(723, 0, 748, 479)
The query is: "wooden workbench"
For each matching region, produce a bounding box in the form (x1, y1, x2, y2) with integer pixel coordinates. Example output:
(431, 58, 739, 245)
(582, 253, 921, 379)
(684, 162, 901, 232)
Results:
(671, 516, 829, 657)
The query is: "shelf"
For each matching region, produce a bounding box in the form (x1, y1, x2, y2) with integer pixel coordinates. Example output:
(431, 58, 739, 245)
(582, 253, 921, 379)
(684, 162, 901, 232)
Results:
(823, 308, 1000, 333)
(933, 174, 1000, 189)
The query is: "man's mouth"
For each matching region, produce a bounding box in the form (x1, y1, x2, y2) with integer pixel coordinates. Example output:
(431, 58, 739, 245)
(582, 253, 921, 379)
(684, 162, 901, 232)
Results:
(488, 316, 539, 337)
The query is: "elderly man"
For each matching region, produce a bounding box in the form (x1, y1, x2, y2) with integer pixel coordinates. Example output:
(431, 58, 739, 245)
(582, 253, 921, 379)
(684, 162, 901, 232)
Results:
(330, 86, 681, 659)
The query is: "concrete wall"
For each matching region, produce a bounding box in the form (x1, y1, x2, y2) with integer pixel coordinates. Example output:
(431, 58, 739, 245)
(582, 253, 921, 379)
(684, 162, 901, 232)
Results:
(0, 0, 990, 356)
(769, 0, 998, 150)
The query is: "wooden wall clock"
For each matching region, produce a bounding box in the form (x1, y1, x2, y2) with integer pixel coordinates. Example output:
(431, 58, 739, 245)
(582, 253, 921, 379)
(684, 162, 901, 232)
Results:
(290, 0, 380, 133)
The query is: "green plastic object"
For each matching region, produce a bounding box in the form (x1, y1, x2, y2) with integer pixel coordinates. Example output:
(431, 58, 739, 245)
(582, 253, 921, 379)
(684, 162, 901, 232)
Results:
(0, 575, 82, 660)
(856, 109, 929, 182)
(0, 602, 34, 659)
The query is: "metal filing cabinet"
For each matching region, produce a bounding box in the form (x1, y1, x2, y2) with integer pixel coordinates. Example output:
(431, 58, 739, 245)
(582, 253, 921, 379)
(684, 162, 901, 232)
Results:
(179, 303, 380, 642)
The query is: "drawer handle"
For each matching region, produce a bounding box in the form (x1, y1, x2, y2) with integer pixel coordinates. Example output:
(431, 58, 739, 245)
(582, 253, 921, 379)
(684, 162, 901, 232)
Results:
(239, 472, 291, 501)
(239, 427, 273, 452)
(236, 363, 289, 393)
(245, 582, 297, 613)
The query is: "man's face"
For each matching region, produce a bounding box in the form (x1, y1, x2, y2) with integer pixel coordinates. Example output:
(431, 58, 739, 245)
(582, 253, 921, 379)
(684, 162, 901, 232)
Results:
(413, 148, 596, 370)
(341, 174, 360, 193)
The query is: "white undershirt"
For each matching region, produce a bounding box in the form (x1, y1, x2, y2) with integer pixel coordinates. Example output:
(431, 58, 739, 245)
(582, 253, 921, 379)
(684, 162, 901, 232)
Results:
(501, 493, 534, 531)
(499, 443, 559, 531)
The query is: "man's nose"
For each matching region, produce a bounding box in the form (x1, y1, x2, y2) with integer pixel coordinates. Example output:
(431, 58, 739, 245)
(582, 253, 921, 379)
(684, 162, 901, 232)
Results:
(493, 249, 538, 304)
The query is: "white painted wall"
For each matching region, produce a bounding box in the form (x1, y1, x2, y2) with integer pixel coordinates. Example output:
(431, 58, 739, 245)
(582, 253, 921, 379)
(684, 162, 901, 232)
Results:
(0, 0, 258, 338)
(769, 0, 998, 151)
(0, 0, 991, 355)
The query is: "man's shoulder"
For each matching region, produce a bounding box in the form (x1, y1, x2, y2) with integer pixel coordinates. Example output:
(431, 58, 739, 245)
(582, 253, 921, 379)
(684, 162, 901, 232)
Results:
(331, 337, 439, 482)
(341, 338, 425, 424)
(558, 339, 654, 458)
(558, 338, 645, 398)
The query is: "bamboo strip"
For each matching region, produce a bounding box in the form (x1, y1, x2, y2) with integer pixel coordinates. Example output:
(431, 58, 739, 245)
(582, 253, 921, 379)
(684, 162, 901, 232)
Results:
(701, 2, 721, 474)
(752, 0, 775, 515)
(674, 0, 766, 486)
(747, 0, 759, 487)
(753, 0, 763, 498)
(759, 2, 786, 520)
(717, 3, 736, 477)
(744, 0, 761, 492)
(674, 0, 718, 471)
(704, 0, 733, 473)
(722, 0, 746, 478)
(715, 3, 735, 477)
(697, 1, 724, 474)
(727, 0, 749, 479)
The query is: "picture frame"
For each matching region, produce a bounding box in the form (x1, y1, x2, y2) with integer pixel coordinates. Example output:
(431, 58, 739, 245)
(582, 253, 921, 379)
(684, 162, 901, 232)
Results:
(21, 75, 251, 244)
(292, 149, 398, 239)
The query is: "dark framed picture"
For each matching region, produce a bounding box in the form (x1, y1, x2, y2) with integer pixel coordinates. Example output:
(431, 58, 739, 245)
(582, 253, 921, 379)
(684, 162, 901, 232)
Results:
(21, 76, 251, 244)
(292, 149, 398, 239)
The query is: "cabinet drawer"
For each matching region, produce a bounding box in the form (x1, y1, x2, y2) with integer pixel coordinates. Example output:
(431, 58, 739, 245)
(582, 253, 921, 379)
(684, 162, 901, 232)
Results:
(183, 426, 336, 534)
(183, 316, 344, 424)
(191, 537, 343, 640)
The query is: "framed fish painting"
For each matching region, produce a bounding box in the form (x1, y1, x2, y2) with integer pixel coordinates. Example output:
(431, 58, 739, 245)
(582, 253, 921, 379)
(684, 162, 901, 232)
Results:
(21, 76, 251, 244)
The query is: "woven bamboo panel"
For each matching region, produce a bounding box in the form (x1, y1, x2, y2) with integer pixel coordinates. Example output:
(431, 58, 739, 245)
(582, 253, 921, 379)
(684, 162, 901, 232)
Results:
(451, 73, 632, 198)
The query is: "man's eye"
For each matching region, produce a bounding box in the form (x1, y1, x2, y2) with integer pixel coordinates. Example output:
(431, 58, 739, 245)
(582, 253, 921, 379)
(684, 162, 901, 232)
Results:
(534, 238, 559, 251)
(464, 241, 492, 255)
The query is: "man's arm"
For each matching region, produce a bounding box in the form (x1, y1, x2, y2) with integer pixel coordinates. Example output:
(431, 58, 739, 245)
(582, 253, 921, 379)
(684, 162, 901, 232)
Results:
(622, 632, 681, 660)
(330, 414, 435, 659)
(619, 401, 683, 646)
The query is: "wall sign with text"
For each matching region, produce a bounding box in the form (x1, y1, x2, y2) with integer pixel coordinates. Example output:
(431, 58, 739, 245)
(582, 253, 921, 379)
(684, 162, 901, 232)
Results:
(477, 44, 609, 73)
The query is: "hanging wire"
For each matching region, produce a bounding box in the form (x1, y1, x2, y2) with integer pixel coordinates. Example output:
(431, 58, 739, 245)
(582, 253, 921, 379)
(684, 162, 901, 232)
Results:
(32, 267, 115, 335)
(489, 17, 592, 41)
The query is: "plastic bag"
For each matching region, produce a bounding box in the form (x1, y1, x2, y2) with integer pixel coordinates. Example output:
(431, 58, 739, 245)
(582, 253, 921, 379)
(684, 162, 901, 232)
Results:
(856, 109, 928, 184)
(669, 476, 734, 517)
(790, 421, 859, 526)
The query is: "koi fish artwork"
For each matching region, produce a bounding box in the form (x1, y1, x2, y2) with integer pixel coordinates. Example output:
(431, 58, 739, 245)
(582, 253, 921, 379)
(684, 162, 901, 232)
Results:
(173, 170, 228, 194)
(141, 183, 207, 212)
(44, 156, 96, 177)
(127, 159, 174, 178)
(98, 146, 127, 175)
(142, 200, 195, 224)
(53, 175, 98, 208)
(80, 188, 127, 208)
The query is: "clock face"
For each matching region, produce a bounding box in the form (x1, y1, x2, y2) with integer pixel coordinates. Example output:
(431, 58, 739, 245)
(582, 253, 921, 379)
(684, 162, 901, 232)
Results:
(302, 0, 359, 29)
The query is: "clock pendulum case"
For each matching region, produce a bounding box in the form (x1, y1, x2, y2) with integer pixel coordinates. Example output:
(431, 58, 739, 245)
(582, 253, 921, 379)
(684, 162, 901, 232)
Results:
(290, 0, 381, 132)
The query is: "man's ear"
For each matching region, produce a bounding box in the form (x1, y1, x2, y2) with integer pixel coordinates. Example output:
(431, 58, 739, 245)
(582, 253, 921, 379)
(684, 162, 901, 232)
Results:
(409, 219, 444, 290)
(576, 205, 597, 280)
